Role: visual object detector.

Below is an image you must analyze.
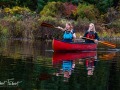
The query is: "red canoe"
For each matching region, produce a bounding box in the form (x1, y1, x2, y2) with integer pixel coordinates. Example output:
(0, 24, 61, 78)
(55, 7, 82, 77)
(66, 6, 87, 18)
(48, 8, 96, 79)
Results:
(52, 39, 97, 52)
(52, 51, 97, 65)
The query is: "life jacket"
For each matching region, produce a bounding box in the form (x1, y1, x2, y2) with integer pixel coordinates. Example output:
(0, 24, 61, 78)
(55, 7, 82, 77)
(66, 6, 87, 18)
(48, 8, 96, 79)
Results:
(86, 32, 95, 39)
(63, 31, 73, 39)
(62, 61, 72, 71)
(86, 58, 94, 68)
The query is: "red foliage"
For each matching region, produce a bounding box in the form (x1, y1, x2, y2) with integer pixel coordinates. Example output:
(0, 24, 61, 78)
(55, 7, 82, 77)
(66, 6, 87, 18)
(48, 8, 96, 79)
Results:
(63, 2, 77, 17)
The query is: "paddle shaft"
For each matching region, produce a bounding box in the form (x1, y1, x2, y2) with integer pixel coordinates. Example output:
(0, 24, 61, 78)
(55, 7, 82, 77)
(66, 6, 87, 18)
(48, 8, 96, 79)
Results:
(41, 22, 58, 28)
(83, 37, 116, 48)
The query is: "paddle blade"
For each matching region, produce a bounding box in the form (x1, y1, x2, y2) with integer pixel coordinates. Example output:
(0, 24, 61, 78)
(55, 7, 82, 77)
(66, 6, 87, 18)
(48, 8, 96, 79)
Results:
(41, 22, 55, 28)
(100, 41, 116, 48)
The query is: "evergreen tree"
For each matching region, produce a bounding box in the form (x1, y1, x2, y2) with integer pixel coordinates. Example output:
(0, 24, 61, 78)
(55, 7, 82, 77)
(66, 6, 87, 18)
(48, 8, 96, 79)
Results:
(72, 0, 84, 5)
(96, 0, 113, 12)
(37, 0, 45, 13)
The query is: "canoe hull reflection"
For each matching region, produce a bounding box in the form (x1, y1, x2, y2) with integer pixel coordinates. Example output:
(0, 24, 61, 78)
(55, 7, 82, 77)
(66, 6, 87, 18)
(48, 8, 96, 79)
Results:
(52, 51, 97, 65)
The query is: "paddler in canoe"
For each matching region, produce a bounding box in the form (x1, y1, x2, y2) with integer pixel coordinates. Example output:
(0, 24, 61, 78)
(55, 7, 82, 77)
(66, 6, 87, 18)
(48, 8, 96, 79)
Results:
(57, 22, 76, 42)
(80, 23, 99, 44)
(41, 22, 116, 48)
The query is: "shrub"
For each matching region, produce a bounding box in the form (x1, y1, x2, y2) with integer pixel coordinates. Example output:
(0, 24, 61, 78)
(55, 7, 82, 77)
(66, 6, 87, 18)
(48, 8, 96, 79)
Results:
(0, 24, 9, 38)
(39, 16, 57, 23)
(63, 2, 77, 18)
(4, 6, 31, 15)
(40, 2, 77, 19)
(77, 4, 99, 21)
(40, 2, 64, 18)
(96, 0, 113, 13)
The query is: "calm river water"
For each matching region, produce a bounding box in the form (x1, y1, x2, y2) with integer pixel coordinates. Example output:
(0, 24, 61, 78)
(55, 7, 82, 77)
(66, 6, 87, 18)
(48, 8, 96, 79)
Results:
(0, 39, 120, 90)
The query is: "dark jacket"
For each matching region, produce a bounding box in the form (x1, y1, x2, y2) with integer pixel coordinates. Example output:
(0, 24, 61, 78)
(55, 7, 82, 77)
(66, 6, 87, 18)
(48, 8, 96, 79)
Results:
(83, 31, 99, 43)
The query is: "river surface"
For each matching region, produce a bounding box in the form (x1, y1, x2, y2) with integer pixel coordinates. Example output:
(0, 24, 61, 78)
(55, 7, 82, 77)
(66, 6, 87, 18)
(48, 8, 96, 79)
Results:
(0, 39, 120, 90)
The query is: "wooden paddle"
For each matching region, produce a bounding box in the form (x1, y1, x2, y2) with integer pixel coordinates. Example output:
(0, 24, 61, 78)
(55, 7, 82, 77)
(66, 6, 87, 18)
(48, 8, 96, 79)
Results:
(41, 22, 57, 28)
(83, 37, 116, 48)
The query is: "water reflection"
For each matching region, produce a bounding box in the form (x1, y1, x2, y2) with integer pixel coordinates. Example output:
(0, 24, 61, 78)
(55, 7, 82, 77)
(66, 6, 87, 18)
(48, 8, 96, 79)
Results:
(85, 57, 97, 76)
(0, 39, 52, 58)
(52, 51, 98, 81)
(99, 52, 116, 60)
(0, 39, 119, 89)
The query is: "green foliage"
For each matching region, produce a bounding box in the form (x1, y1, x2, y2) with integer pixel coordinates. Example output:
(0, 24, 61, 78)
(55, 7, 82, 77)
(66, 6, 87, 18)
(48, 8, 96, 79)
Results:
(40, 2, 64, 17)
(96, 0, 113, 13)
(14, 0, 37, 11)
(48, 0, 67, 2)
(0, 0, 116, 13)
(117, 1, 120, 12)
(40, 1, 77, 19)
(37, 0, 45, 13)
(0, 0, 37, 11)
(77, 3, 99, 21)
(39, 16, 57, 22)
(73, 0, 114, 13)
(72, 0, 84, 5)
(0, 0, 7, 1)
(4, 6, 31, 15)
(0, 24, 9, 38)
(110, 19, 120, 33)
